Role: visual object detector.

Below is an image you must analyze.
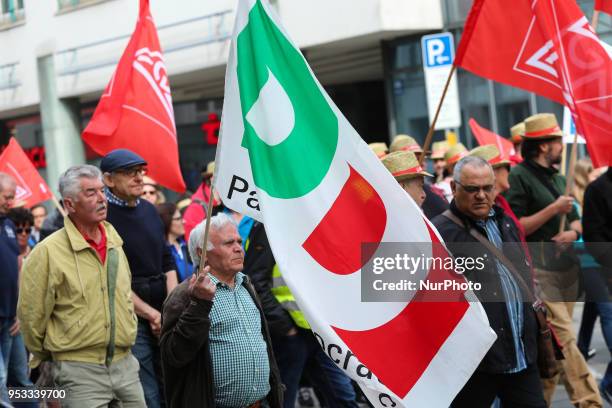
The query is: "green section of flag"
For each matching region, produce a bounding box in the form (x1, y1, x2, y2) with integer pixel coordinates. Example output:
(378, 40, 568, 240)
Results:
(237, 0, 338, 199)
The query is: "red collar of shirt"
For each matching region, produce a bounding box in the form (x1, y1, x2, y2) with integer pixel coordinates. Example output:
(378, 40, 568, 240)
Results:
(79, 223, 107, 264)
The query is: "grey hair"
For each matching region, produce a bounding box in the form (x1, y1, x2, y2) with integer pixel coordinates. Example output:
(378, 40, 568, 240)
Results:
(188, 212, 238, 267)
(453, 156, 493, 183)
(58, 165, 103, 200)
(0, 172, 15, 192)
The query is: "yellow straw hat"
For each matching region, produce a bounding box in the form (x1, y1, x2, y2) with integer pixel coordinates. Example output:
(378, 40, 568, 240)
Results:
(431, 141, 449, 160)
(468, 145, 511, 168)
(523, 113, 563, 139)
(444, 143, 468, 165)
(382, 151, 433, 181)
(390, 134, 423, 154)
(510, 122, 525, 144)
(368, 142, 389, 158)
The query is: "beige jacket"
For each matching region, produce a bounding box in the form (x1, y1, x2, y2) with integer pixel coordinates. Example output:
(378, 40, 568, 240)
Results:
(18, 217, 137, 366)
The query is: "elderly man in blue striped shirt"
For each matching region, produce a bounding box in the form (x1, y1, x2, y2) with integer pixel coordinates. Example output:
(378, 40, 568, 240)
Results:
(160, 213, 283, 408)
(432, 156, 545, 408)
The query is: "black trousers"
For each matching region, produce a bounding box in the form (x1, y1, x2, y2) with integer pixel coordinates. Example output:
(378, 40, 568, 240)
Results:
(451, 363, 547, 408)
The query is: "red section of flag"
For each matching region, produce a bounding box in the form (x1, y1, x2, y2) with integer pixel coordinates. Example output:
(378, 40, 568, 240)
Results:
(469, 118, 516, 160)
(595, 0, 612, 14)
(82, 0, 186, 192)
(334, 223, 469, 398)
(0, 138, 53, 208)
(456, 0, 612, 167)
(302, 165, 387, 275)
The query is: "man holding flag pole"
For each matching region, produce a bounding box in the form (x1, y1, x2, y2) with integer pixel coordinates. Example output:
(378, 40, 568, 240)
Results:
(213, 0, 497, 407)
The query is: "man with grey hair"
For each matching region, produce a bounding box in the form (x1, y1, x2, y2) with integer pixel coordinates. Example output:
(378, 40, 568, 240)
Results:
(432, 156, 545, 407)
(160, 214, 283, 408)
(18, 165, 146, 407)
(0, 172, 32, 407)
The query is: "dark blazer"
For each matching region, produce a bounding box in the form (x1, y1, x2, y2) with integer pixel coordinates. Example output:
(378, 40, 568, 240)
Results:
(583, 168, 612, 269)
(432, 201, 538, 374)
(160, 276, 284, 408)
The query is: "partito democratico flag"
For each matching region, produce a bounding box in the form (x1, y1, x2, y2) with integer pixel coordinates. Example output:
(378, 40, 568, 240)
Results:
(214, 1, 496, 406)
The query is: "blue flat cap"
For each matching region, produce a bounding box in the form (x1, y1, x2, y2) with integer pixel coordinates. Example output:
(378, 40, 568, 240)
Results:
(100, 149, 147, 173)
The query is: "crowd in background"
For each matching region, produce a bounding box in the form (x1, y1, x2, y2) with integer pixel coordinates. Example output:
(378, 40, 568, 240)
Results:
(0, 111, 611, 408)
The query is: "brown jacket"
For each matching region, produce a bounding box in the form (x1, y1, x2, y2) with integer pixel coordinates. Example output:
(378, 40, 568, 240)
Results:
(160, 276, 284, 408)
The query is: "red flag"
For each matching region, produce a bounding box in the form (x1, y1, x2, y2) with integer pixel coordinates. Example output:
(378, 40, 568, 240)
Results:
(82, 0, 186, 192)
(0, 138, 52, 208)
(595, 0, 612, 14)
(469, 118, 516, 160)
(456, 0, 612, 167)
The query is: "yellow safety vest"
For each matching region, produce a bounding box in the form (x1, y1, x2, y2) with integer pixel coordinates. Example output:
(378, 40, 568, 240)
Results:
(245, 237, 310, 329)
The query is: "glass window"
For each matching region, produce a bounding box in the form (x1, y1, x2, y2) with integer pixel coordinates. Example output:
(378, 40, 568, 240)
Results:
(494, 83, 531, 137)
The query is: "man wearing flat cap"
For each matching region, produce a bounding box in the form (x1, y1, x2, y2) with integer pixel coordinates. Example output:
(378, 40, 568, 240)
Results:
(101, 149, 178, 408)
(505, 114, 601, 407)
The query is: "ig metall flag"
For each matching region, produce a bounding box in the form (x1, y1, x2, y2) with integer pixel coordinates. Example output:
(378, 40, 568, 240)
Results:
(214, 1, 496, 406)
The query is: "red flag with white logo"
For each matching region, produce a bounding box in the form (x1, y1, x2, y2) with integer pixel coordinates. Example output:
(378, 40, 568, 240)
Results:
(595, 0, 612, 14)
(469, 118, 516, 159)
(456, 0, 612, 167)
(0, 138, 52, 208)
(82, 0, 186, 192)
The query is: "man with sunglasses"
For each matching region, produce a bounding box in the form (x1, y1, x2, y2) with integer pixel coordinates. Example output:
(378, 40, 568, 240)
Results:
(505, 114, 599, 407)
(101, 149, 178, 408)
(432, 156, 545, 407)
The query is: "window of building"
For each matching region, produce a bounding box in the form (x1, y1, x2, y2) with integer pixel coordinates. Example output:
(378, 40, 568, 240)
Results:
(0, 0, 25, 27)
(57, 0, 111, 13)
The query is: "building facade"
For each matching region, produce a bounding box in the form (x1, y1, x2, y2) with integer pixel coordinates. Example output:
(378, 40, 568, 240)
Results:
(0, 0, 609, 195)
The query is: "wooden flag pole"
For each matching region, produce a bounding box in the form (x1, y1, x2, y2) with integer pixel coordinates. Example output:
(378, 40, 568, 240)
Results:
(197, 183, 216, 277)
(420, 64, 457, 166)
(51, 195, 67, 218)
(592, 10, 600, 31)
(558, 131, 579, 234)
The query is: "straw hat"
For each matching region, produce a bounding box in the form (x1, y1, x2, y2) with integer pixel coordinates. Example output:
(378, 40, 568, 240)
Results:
(523, 113, 563, 139)
(368, 142, 389, 158)
(202, 161, 215, 179)
(382, 151, 432, 181)
(143, 175, 158, 187)
(431, 141, 449, 160)
(444, 143, 468, 165)
(390, 134, 423, 154)
(468, 145, 511, 169)
(510, 122, 525, 144)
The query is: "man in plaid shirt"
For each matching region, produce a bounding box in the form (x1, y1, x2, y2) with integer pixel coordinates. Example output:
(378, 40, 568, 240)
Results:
(160, 213, 283, 408)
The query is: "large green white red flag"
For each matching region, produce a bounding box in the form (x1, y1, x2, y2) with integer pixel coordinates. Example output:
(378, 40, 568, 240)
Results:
(215, 0, 496, 405)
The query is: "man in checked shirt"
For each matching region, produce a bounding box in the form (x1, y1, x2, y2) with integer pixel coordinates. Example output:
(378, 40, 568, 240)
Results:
(160, 213, 283, 408)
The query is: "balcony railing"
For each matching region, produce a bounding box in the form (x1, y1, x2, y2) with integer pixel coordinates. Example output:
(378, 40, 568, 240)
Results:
(55, 9, 233, 77)
(0, 6, 24, 29)
(0, 62, 21, 91)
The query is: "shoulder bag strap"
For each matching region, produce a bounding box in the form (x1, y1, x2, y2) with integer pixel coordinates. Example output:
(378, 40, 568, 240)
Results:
(442, 210, 536, 302)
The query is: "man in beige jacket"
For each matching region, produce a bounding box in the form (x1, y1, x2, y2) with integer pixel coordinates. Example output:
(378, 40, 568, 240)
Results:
(18, 165, 145, 408)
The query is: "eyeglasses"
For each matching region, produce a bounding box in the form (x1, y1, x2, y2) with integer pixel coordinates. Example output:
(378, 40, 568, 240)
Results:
(16, 227, 32, 235)
(172, 216, 182, 221)
(455, 181, 494, 194)
(115, 167, 148, 178)
(142, 190, 157, 196)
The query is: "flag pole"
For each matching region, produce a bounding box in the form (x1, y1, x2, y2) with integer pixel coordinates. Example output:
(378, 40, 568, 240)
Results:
(420, 64, 457, 165)
(558, 131, 578, 234)
(51, 195, 67, 218)
(592, 10, 600, 31)
(197, 183, 216, 277)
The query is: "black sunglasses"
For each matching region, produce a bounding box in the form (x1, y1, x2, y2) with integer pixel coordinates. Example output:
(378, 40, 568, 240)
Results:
(16, 227, 32, 234)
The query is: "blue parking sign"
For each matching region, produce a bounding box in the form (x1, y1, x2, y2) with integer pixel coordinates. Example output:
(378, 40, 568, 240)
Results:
(421, 33, 455, 68)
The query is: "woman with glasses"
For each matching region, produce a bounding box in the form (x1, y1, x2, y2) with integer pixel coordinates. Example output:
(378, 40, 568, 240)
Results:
(8, 207, 34, 261)
(141, 176, 166, 205)
(157, 202, 193, 282)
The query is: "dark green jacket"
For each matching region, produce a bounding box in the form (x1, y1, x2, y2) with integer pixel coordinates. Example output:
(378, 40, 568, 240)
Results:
(505, 160, 579, 269)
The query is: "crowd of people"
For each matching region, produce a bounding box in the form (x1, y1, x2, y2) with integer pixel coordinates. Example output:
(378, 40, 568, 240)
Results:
(0, 111, 611, 408)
